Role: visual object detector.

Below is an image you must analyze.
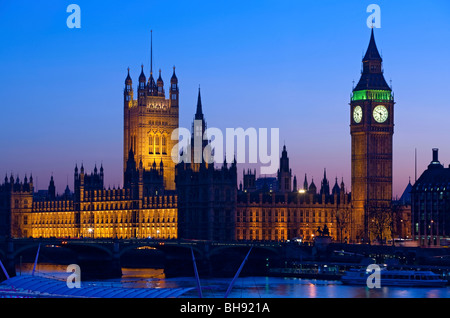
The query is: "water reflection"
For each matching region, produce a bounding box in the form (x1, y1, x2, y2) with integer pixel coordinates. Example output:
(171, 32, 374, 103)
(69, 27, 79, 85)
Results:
(307, 283, 317, 298)
(15, 264, 450, 298)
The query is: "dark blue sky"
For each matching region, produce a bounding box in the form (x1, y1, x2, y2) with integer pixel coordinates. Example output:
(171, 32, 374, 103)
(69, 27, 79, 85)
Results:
(1, 0, 449, 197)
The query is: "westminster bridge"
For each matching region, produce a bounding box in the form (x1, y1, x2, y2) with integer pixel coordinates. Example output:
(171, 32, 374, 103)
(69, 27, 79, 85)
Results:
(1, 237, 448, 281)
(0, 237, 287, 279)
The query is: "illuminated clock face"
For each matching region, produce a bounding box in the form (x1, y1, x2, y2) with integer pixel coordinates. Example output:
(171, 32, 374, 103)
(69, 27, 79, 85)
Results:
(353, 106, 362, 123)
(373, 105, 388, 123)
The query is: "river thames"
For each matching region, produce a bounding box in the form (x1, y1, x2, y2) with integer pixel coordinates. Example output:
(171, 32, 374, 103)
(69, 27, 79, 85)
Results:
(16, 263, 450, 298)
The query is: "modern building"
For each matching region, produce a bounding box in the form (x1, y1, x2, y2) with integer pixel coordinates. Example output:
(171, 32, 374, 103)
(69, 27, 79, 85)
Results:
(411, 148, 450, 246)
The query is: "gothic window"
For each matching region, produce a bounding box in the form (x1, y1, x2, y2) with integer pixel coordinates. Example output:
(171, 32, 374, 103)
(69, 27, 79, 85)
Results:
(132, 136, 137, 153)
(172, 94, 177, 100)
(149, 135, 153, 154)
(162, 135, 167, 154)
(155, 135, 160, 154)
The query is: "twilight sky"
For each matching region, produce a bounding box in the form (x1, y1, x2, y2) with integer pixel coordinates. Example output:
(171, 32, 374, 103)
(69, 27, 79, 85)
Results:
(0, 0, 449, 198)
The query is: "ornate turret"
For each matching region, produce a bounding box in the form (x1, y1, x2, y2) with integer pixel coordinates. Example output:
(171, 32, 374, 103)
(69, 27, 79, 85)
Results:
(332, 177, 340, 196)
(195, 87, 205, 121)
(157, 69, 165, 97)
(277, 145, 292, 193)
(170, 66, 179, 107)
(243, 169, 256, 192)
(190, 87, 208, 168)
(148, 73, 157, 96)
(125, 67, 132, 84)
(303, 174, 308, 191)
(320, 168, 330, 196)
(138, 64, 146, 101)
(308, 178, 317, 195)
(124, 68, 133, 106)
(48, 175, 56, 199)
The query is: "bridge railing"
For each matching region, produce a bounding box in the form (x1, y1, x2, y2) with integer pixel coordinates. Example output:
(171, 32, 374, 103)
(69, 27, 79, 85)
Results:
(9, 237, 286, 248)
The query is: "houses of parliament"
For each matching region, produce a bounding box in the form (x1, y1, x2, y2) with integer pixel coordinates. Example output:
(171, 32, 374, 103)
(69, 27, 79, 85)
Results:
(0, 30, 412, 244)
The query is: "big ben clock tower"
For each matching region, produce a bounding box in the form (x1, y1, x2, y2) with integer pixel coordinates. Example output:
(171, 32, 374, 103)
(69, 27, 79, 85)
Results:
(350, 29, 394, 242)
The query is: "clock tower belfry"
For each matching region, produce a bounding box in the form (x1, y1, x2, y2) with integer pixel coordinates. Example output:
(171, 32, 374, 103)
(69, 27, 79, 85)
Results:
(350, 29, 394, 242)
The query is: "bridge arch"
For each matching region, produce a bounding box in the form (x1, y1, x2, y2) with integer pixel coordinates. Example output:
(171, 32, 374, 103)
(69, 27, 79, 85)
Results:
(116, 241, 205, 258)
(62, 242, 114, 258)
(208, 244, 279, 258)
(13, 242, 44, 259)
(13, 241, 114, 260)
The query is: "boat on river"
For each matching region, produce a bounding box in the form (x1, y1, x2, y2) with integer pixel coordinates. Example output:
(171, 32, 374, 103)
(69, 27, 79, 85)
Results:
(341, 268, 448, 287)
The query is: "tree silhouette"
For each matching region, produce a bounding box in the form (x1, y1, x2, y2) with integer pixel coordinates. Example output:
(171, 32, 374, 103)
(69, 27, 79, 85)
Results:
(335, 207, 351, 243)
(367, 203, 399, 245)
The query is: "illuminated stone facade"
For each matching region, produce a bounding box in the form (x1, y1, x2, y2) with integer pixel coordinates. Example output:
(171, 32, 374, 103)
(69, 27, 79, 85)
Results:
(0, 175, 34, 238)
(236, 193, 350, 243)
(0, 166, 177, 239)
(236, 147, 352, 243)
(123, 49, 179, 191)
